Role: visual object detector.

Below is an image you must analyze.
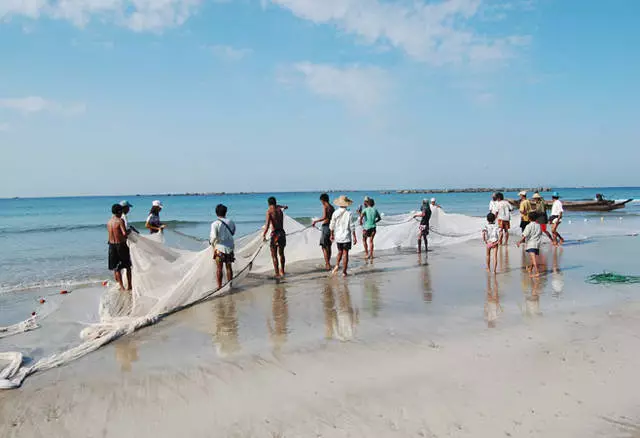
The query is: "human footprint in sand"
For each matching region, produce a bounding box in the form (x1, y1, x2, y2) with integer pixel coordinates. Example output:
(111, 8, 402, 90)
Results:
(263, 196, 288, 278)
(311, 193, 335, 270)
(482, 212, 503, 273)
(517, 211, 542, 277)
(330, 195, 358, 277)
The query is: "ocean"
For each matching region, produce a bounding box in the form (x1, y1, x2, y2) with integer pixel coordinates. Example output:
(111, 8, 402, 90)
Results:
(1, 187, 639, 294)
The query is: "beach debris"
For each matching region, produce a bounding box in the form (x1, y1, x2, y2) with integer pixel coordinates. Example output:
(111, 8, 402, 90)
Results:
(60, 290, 69, 295)
(31, 312, 36, 316)
(586, 272, 640, 285)
(39, 298, 46, 304)
(102, 281, 108, 287)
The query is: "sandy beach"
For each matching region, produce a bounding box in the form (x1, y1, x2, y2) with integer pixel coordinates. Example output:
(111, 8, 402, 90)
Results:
(2, 234, 639, 437)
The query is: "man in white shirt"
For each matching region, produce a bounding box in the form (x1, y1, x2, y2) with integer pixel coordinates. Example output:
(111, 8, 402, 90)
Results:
(210, 204, 236, 289)
(329, 195, 358, 277)
(119, 200, 138, 234)
(495, 192, 513, 245)
(488, 193, 500, 215)
(549, 192, 565, 246)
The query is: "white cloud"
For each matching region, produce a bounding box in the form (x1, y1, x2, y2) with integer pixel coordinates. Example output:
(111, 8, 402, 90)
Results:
(210, 44, 252, 61)
(289, 62, 390, 111)
(269, 0, 530, 66)
(0, 0, 204, 32)
(0, 96, 86, 116)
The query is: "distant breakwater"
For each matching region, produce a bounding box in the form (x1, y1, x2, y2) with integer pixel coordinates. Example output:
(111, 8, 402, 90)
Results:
(382, 187, 552, 195)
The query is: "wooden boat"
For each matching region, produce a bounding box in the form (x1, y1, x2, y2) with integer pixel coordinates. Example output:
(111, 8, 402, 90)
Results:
(507, 198, 633, 212)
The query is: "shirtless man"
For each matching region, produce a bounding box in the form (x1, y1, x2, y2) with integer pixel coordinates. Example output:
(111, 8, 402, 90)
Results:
(107, 204, 132, 291)
(311, 193, 335, 270)
(262, 197, 288, 278)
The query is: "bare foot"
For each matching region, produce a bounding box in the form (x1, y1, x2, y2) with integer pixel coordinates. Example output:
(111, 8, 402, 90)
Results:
(342, 271, 348, 277)
(325, 264, 332, 271)
(331, 266, 339, 276)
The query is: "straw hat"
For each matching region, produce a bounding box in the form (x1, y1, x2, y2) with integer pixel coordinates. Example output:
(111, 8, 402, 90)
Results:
(333, 195, 353, 207)
(532, 193, 542, 200)
(518, 191, 527, 197)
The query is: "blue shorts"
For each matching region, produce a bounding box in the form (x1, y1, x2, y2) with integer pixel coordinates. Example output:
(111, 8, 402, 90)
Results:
(526, 248, 540, 255)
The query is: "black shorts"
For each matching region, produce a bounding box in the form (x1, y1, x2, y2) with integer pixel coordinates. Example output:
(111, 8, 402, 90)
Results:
(363, 227, 376, 238)
(215, 251, 235, 264)
(108, 242, 132, 271)
(520, 220, 530, 232)
(526, 248, 540, 256)
(320, 224, 332, 248)
(337, 242, 352, 252)
(271, 229, 287, 249)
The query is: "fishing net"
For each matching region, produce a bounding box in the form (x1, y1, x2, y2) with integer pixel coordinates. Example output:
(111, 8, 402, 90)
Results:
(1, 209, 485, 389)
(585, 272, 640, 285)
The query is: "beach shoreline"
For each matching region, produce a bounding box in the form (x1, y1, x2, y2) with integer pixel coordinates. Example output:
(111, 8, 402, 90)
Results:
(2, 234, 640, 437)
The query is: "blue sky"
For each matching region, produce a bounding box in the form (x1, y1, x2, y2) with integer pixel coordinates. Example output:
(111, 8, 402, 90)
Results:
(1, 0, 639, 197)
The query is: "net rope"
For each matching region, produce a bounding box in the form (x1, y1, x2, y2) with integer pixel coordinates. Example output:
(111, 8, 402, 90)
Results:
(585, 272, 640, 284)
(0, 209, 484, 389)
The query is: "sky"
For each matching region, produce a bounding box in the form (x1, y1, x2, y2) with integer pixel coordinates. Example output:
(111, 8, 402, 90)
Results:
(0, 0, 639, 197)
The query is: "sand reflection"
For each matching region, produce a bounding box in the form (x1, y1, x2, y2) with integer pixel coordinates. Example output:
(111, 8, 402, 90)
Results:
(114, 337, 139, 372)
(267, 284, 289, 354)
(322, 281, 359, 341)
(363, 277, 381, 317)
(418, 255, 433, 303)
(484, 274, 502, 328)
(551, 247, 564, 298)
(213, 296, 240, 357)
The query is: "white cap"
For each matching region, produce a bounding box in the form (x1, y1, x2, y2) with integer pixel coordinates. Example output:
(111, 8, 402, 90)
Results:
(152, 200, 163, 208)
(430, 198, 436, 203)
(518, 191, 527, 197)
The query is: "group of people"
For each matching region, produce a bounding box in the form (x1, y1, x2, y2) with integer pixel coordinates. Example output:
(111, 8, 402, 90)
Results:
(106, 200, 167, 290)
(483, 190, 565, 276)
(107, 194, 445, 291)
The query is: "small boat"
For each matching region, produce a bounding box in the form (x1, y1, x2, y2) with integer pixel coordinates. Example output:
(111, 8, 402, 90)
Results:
(508, 196, 633, 212)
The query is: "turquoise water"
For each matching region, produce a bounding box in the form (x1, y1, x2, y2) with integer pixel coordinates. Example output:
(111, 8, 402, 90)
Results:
(1, 188, 639, 293)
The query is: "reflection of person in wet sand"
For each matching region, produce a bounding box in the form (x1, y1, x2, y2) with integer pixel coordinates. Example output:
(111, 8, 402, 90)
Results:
(114, 337, 139, 372)
(267, 284, 289, 354)
(213, 296, 240, 357)
(551, 246, 564, 298)
(336, 282, 358, 341)
(418, 255, 433, 303)
(484, 274, 502, 328)
(363, 276, 381, 317)
(322, 282, 338, 340)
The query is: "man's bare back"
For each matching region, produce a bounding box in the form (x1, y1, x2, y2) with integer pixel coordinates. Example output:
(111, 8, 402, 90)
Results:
(267, 206, 285, 232)
(108, 217, 127, 244)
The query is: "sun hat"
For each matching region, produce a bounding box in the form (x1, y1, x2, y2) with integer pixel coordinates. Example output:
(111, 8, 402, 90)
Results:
(552, 192, 560, 198)
(532, 193, 542, 200)
(363, 196, 371, 202)
(152, 200, 163, 208)
(430, 198, 436, 203)
(333, 195, 354, 207)
(518, 190, 527, 197)
(119, 200, 133, 207)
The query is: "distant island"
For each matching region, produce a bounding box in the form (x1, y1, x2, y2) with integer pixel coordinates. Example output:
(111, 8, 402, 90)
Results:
(380, 187, 552, 195)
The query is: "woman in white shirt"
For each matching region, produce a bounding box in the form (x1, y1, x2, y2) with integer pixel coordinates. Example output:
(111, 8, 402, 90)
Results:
(549, 192, 564, 246)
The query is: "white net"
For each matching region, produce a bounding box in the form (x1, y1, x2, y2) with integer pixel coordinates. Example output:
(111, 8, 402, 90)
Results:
(0, 209, 486, 389)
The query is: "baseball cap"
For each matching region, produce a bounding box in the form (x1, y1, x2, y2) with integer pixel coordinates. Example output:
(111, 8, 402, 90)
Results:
(518, 191, 527, 197)
(552, 192, 560, 198)
(152, 200, 163, 208)
(119, 200, 133, 208)
(430, 198, 436, 203)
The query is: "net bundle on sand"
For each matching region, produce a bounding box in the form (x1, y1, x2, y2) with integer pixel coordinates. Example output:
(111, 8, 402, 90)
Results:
(0, 210, 483, 389)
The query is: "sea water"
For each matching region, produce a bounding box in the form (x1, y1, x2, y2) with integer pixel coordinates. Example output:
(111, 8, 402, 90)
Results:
(1, 188, 639, 294)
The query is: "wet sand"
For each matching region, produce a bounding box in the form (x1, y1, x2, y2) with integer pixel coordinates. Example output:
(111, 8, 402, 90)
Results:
(1, 236, 640, 437)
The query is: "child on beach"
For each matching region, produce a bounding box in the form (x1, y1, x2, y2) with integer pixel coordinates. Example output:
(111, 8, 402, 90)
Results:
(517, 211, 542, 277)
(482, 213, 503, 273)
(330, 195, 358, 277)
